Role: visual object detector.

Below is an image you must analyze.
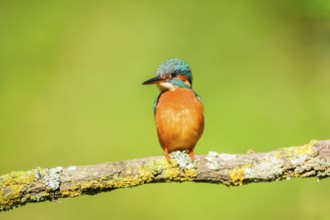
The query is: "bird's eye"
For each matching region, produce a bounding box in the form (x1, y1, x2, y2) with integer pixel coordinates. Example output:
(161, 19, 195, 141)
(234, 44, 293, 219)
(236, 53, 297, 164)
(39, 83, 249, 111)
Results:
(171, 73, 177, 78)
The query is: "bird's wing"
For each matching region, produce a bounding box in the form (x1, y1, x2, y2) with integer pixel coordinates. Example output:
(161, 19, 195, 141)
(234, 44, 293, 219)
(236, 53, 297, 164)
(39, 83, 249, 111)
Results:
(193, 90, 203, 104)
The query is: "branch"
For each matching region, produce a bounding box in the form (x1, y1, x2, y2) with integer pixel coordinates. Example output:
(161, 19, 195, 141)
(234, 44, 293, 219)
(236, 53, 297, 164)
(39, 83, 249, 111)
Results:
(1, 140, 330, 212)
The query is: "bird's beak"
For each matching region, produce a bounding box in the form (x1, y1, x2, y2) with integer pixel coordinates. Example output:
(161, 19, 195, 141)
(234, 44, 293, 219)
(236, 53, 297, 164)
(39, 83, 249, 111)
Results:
(142, 75, 165, 85)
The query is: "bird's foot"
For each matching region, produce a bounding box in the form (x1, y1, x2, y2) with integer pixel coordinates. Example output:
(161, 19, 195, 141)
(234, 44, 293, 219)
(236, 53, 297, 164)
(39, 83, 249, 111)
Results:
(164, 147, 171, 162)
(188, 149, 194, 160)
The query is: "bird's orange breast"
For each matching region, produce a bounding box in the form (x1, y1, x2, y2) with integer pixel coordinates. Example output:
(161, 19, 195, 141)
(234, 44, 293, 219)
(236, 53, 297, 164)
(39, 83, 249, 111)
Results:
(155, 88, 204, 153)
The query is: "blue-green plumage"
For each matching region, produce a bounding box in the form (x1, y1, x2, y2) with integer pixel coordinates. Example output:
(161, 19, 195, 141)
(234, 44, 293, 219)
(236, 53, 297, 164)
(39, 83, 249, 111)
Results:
(149, 59, 202, 112)
(156, 59, 193, 85)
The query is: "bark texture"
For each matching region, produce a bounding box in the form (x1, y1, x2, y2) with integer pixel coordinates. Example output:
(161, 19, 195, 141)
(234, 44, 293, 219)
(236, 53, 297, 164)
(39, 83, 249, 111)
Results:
(1, 140, 329, 212)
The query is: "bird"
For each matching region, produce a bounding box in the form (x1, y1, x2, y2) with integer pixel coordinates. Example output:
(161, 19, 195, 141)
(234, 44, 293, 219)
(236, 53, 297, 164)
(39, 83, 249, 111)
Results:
(142, 59, 204, 161)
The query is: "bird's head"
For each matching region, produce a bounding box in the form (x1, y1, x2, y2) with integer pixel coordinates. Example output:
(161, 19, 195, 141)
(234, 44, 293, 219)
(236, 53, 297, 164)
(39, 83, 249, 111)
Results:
(142, 59, 192, 91)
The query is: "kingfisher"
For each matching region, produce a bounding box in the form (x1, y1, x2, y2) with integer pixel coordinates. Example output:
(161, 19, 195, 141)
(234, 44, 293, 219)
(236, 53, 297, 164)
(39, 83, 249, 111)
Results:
(142, 59, 204, 161)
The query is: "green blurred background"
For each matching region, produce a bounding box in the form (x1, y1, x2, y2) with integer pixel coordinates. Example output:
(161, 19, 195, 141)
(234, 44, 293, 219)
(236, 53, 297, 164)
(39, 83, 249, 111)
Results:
(1, 0, 330, 219)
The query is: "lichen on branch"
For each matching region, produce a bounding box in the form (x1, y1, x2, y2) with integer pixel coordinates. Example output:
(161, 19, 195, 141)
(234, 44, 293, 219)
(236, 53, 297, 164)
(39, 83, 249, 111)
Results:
(1, 140, 330, 212)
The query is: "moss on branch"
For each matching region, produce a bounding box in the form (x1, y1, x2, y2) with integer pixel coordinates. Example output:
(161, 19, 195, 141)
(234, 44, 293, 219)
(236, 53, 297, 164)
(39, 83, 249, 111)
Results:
(1, 140, 330, 212)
